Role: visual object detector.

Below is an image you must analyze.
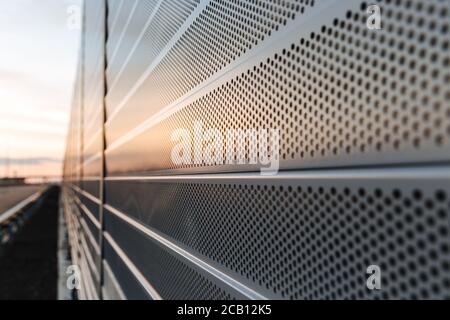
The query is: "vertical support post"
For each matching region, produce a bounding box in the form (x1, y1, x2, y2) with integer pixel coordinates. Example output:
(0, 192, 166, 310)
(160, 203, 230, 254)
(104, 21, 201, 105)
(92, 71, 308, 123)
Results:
(79, 0, 86, 197)
(79, 0, 87, 281)
(97, 0, 109, 300)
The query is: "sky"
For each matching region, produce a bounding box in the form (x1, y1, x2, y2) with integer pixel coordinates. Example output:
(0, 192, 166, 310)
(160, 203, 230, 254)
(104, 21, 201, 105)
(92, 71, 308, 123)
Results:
(0, 0, 82, 178)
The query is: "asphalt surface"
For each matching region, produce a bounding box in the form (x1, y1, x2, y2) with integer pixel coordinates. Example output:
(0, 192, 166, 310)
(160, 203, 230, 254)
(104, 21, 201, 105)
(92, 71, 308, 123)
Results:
(0, 186, 59, 300)
(0, 185, 43, 214)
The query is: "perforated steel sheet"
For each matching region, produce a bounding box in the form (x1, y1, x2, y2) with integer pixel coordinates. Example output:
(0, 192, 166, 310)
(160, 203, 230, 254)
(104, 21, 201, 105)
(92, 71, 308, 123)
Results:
(62, 0, 450, 300)
(104, 170, 450, 299)
(105, 0, 450, 175)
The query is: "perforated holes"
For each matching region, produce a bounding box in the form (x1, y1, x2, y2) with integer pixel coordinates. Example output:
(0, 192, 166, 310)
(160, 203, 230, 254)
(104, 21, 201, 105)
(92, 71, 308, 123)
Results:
(107, 0, 450, 173)
(107, 181, 450, 299)
(105, 209, 235, 299)
(107, 0, 317, 142)
(106, 0, 201, 116)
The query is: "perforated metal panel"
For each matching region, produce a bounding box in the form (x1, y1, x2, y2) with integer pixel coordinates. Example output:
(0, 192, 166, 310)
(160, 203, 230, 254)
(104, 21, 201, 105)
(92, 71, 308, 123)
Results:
(105, 0, 318, 143)
(62, 0, 450, 300)
(104, 210, 246, 299)
(105, 171, 450, 299)
(106, 0, 159, 87)
(106, 0, 201, 115)
(62, 0, 105, 300)
(103, 240, 150, 299)
(106, 0, 450, 175)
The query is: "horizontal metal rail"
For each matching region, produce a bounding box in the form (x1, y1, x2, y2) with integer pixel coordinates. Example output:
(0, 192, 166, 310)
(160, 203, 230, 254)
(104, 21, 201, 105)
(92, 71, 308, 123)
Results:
(103, 231, 162, 300)
(104, 203, 269, 300)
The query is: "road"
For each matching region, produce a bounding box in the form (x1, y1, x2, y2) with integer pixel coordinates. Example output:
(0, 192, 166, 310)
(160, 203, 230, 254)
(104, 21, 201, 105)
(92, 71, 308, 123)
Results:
(0, 186, 59, 300)
(0, 185, 43, 214)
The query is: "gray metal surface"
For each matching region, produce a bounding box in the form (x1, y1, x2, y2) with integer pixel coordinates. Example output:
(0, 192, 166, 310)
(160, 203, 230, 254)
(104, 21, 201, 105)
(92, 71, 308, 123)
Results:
(102, 168, 450, 299)
(62, 0, 450, 300)
(104, 0, 450, 175)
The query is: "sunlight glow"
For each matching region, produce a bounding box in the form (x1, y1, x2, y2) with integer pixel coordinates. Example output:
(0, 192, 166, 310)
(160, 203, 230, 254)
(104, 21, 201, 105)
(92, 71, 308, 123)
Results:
(0, 0, 82, 178)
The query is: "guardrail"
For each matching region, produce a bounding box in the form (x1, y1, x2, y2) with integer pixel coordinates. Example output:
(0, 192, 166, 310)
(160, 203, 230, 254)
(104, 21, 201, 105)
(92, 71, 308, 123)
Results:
(0, 188, 47, 244)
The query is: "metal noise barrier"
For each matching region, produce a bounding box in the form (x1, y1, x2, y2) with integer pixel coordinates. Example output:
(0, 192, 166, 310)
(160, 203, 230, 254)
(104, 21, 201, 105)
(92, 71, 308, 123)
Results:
(62, 0, 450, 300)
